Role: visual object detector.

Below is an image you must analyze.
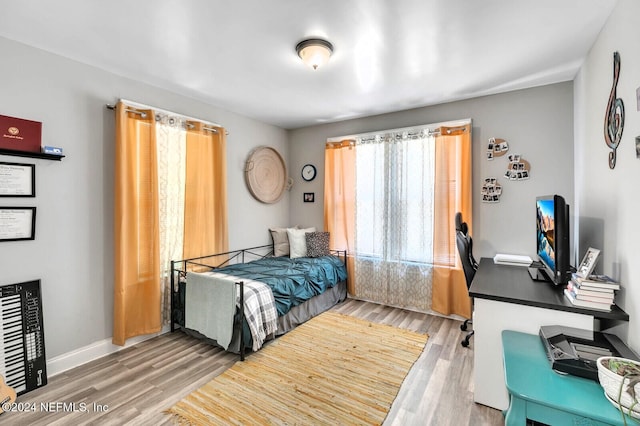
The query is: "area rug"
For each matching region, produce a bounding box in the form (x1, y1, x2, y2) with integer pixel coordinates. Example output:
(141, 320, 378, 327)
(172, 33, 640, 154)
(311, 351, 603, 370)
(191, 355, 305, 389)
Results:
(165, 310, 428, 425)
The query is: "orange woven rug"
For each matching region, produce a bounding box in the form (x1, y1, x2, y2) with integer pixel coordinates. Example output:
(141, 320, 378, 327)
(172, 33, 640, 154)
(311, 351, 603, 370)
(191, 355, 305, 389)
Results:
(165, 310, 428, 425)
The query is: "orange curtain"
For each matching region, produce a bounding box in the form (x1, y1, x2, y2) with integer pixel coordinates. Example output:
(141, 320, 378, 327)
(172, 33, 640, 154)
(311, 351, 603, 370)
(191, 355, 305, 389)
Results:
(431, 125, 473, 318)
(324, 140, 356, 294)
(113, 102, 162, 345)
(183, 122, 229, 260)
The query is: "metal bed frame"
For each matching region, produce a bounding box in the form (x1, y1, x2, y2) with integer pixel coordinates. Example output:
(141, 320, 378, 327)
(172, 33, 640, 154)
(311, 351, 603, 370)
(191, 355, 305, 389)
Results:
(170, 244, 347, 361)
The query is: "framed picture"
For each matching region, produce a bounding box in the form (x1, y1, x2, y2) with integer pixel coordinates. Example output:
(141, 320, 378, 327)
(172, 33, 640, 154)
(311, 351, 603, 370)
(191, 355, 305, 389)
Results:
(0, 207, 36, 241)
(576, 247, 600, 278)
(303, 192, 315, 203)
(0, 162, 35, 197)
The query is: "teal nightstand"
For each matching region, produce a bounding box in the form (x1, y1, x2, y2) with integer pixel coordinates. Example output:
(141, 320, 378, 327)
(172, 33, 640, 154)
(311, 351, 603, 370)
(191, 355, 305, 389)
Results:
(502, 330, 631, 425)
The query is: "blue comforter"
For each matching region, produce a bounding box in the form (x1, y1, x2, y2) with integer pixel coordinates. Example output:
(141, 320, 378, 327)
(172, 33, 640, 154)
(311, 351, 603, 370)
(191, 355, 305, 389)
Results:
(216, 255, 347, 316)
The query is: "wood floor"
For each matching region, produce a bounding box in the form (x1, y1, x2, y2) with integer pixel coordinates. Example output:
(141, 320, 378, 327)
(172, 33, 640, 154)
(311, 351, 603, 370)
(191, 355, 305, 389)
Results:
(7, 299, 504, 425)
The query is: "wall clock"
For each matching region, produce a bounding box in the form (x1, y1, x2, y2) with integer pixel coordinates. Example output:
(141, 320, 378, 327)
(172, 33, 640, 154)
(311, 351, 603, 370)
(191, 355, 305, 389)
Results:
(301, 164, 317, 181)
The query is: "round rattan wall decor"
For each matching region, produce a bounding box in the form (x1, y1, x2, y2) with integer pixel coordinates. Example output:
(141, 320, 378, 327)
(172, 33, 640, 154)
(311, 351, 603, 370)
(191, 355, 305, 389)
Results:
(244, 146, 288, 204)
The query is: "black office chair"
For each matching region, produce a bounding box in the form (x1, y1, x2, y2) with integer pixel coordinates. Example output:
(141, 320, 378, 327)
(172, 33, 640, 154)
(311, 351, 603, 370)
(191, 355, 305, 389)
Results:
(455, 212, 478, 347)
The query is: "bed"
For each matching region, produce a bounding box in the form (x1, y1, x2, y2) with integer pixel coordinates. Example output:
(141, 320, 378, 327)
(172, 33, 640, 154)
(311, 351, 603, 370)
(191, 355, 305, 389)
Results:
(170, 244, 348, 360)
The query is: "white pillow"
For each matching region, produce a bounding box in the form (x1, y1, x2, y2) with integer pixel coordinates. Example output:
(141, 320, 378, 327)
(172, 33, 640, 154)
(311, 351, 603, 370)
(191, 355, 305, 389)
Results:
(287, 227, 316, 258)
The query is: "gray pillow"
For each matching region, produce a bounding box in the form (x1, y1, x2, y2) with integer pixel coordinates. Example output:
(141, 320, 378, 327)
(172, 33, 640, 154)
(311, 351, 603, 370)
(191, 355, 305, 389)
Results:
(270, 227, 296, 257)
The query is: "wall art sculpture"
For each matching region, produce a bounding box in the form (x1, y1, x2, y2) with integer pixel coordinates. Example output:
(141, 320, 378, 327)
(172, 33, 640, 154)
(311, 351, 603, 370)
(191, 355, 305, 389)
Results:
(604, 51, 624, 169)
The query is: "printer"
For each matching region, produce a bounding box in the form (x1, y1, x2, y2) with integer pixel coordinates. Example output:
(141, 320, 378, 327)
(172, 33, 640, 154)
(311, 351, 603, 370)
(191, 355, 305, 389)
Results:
(539, 325, 639, 381)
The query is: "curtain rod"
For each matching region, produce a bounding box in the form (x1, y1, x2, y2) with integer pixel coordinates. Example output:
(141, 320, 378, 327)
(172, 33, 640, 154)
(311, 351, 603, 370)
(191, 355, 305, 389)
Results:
(105, 100, 228, 135)
(326, 118, 471, 143)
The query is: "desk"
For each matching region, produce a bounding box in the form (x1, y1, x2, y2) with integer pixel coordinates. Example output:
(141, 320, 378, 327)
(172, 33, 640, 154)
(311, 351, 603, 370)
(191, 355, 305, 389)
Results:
(503, 330, 627, 425)
(469, 258, 628, 410)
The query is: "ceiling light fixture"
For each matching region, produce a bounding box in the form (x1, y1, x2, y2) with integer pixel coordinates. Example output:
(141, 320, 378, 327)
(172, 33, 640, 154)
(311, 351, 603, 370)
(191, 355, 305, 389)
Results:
(296, 38, 333, 70)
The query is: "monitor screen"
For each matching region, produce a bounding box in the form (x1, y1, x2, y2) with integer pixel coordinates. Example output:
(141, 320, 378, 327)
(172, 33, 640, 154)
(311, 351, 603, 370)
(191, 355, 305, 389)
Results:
(536, 195, 570, 285)
(536, 197, 556, 272)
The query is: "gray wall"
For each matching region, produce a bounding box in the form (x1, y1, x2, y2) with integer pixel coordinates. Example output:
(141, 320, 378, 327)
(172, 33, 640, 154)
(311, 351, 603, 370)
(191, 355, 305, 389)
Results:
(288, 82, 575, 261)
(0, 36, 288, 359)
(573, 0, 639, 352)
(9, 11, 634, 367)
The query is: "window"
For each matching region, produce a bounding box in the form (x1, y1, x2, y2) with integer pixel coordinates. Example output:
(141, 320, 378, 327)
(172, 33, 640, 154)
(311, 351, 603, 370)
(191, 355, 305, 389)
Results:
(354, 132, 435, 264)
(325, 120, 472, 314)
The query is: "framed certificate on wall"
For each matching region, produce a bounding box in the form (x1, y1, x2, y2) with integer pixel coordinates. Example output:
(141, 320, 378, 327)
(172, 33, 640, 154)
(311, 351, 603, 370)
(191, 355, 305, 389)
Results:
(0, 207, 36, 241)
(0, 162, 35, 197)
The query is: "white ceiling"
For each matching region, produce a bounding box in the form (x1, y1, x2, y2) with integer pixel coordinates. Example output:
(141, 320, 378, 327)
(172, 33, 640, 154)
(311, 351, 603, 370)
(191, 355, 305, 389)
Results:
(0, 1, 617, 129)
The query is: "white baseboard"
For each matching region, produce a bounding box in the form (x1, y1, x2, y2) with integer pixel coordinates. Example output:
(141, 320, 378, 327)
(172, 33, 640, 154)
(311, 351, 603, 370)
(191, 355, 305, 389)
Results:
(46, 325, 171, 377)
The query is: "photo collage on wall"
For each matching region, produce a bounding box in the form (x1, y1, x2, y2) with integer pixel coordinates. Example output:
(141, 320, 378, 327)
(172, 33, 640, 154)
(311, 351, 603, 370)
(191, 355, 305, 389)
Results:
(483, 137, 533, 204)
(504, 154, 530, 181)
(486, 137, 509, 160)
(481, 178, 502, 203)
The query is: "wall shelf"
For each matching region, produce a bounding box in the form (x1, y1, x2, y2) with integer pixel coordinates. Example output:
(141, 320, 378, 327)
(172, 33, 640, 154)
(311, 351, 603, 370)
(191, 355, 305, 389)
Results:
(0, 148, 65, 161)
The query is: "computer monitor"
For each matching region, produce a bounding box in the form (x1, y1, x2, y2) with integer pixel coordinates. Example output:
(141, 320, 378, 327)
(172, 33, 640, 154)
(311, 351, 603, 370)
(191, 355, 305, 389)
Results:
(535, 194, 571, 285)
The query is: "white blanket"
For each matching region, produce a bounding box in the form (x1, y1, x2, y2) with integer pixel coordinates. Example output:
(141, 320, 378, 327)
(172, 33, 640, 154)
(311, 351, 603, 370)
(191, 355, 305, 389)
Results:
(185, 272, 236, 350)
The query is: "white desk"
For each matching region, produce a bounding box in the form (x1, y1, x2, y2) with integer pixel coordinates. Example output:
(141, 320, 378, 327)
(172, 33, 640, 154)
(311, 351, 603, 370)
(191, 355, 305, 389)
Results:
(469, 258, 629, 411)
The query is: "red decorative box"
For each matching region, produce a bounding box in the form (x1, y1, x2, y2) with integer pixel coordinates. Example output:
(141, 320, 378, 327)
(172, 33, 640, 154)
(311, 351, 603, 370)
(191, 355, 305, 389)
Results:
(0, 114, 42, 153)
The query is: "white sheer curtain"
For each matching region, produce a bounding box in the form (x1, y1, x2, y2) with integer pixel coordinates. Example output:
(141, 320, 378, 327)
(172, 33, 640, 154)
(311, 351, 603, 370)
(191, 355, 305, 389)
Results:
(353, 130, 435, 311)
(156, 113, 186, 324)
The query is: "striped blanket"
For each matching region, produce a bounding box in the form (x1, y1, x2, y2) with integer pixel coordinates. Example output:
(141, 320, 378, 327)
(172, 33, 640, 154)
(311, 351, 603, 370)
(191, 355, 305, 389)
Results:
(186, 271, 278, 351)
(241, 278, 278, 351)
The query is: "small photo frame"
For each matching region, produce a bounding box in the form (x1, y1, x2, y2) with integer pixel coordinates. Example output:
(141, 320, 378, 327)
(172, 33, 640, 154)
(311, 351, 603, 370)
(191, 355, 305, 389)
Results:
(576, 247, 600, 278)
(0, 162, 35, 197)
(303, 192, 315, 203)
(0, 207, 36, 241)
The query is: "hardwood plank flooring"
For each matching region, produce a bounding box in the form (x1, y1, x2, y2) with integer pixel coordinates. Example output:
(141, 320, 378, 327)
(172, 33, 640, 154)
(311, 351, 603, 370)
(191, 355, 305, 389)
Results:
(6, 299, 503, 425)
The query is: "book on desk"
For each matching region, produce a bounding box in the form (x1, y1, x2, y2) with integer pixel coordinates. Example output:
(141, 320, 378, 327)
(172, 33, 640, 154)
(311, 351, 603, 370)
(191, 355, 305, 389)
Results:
(571, 273, 620, 290)
(563, 273, 620, 312)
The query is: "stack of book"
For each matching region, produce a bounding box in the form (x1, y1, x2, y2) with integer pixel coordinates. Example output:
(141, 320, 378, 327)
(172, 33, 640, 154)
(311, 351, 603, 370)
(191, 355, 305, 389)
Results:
(564, 273, 620, 311)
